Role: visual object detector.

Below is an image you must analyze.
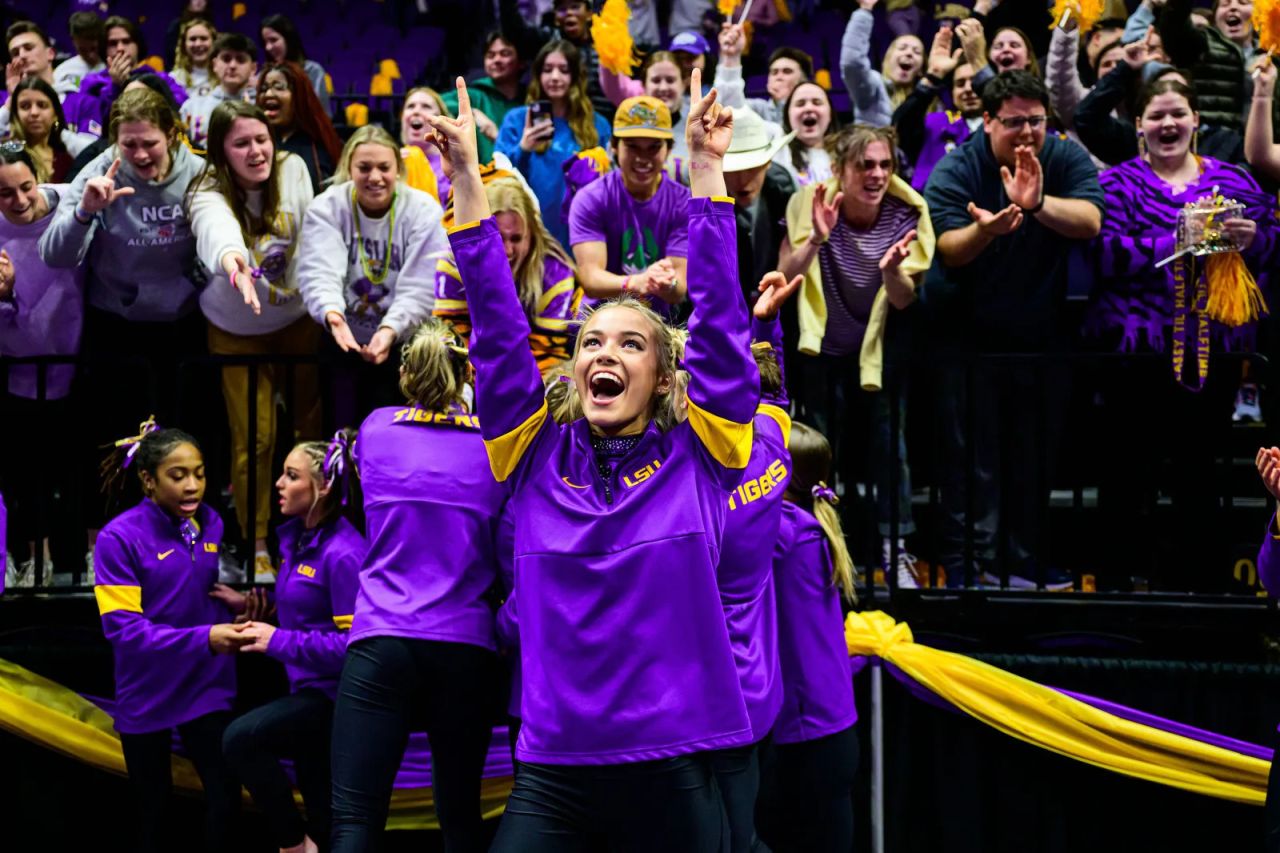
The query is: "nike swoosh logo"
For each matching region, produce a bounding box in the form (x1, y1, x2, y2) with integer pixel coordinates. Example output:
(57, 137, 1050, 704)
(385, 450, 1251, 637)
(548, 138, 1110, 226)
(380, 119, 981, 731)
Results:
(562, 477, 589, 489)
(157, 549, 175, 560)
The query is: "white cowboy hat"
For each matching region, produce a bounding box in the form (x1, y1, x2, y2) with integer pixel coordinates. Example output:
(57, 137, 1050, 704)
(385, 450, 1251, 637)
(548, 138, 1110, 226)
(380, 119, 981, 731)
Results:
(723, 107, 796, 173)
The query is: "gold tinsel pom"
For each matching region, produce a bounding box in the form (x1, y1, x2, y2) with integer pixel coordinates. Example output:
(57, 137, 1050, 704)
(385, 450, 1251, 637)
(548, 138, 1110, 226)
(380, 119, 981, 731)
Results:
(1254, 0, 1280, 56)
(1205, 252, 1268, 328)
(592, 0, 639, 77)
(1047, 0, 1106, 33)
(718, 0, 740, 18)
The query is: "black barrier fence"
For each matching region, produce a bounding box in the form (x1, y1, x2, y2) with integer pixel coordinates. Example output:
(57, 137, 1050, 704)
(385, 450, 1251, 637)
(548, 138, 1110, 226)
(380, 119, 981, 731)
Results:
(0, 349, 1276, 606)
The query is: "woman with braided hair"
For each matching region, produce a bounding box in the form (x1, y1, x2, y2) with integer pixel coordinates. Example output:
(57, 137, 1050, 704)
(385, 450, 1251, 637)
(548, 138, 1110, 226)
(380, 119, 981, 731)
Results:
(220, 430, 366, 853)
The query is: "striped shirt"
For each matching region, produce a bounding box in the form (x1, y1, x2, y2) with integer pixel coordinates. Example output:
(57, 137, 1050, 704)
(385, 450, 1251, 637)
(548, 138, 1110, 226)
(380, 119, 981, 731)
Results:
(818, 196, 918, 356)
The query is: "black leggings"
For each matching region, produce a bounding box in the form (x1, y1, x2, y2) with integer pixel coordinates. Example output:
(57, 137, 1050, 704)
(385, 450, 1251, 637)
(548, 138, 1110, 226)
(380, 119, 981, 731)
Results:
(757, 724, 859, 853)
(711, 743, 769, 853)
(118, 710, 242, 853)
(330, 635, 499, 853)
(490, 754, 725, 852)
(223, 688, 334, 851)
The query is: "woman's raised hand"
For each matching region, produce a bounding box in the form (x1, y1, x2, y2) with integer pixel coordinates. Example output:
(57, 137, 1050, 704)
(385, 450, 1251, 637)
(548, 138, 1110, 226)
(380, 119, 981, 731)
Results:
(753, 271, 803, 320)
(686, 67, 734, 162)
(428, 77, 481, 172)
(80, 159, 135, 215)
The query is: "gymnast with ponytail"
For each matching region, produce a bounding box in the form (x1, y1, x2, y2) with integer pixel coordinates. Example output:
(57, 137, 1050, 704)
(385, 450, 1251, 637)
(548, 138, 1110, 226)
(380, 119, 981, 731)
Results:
(758, 420, 860, 853)
(432, 69, 758, 850)
(328, 319, 509, 853)
(219, 430, 366, 853)
(92, 418, 247, 853)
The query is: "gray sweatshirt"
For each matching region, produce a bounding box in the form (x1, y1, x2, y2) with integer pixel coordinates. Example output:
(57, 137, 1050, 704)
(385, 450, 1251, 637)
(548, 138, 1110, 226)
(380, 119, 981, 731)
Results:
(39, 144, 206, 322)
(298, 181, 448, 345)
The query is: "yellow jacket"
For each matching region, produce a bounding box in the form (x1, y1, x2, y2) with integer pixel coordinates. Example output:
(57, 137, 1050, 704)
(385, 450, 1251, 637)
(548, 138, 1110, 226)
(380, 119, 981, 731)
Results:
(784, 175, 935, 390)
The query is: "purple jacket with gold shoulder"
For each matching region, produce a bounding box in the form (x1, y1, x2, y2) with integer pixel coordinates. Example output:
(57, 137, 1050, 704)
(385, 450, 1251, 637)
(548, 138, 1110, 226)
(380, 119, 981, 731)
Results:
(93, 500, 235, 734)
(449, 197, 759, 765)
(715, 314, 792, 741)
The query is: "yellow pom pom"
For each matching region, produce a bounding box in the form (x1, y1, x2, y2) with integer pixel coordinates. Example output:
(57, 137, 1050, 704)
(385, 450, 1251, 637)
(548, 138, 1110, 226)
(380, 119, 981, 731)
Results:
(1204, 252, 1268, 328)
(1254, 0, 1280, 55)
(592, 0, 639, 77)
(1048, 0, 1106, 33)
(718, 0, 740, 17)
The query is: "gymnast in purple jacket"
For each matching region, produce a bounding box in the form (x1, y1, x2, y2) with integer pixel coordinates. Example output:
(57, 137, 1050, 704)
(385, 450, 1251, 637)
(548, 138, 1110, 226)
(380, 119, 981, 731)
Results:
(431, 68, 758, 851)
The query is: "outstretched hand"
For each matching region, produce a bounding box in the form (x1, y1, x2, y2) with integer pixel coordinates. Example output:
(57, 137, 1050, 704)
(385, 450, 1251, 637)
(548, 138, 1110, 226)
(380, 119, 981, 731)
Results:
(326, 311, 361, 353)
(1000, 145, 1043, 211)
(223, 252, 262, 315)
(968, 201, 1023, 235)
(1258, 447, 1280, 501)
(754, 271, 803, 320)
(811, 183, 844, 244)
(879, 229, 918, 271)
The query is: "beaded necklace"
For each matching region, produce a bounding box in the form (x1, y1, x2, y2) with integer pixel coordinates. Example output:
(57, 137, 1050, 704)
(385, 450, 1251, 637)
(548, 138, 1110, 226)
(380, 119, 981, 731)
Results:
(352, 186, 397, 285)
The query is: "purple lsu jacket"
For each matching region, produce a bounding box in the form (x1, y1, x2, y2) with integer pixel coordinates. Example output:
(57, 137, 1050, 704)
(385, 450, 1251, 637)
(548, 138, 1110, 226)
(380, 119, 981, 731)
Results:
(93, 499, 236, 734)
(771, 501, 858, 745)
(268, 516, 366, 697)
(351, 404, 508, 649)
(1258, 514, 1280, 596)
(715, 313, 792, 741)
(449, 197, 759, 765)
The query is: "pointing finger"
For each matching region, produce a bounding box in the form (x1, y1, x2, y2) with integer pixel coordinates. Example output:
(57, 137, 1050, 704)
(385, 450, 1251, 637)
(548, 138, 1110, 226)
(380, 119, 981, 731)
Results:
(105, 158, 121, 180)
(454, 76, 471, 117)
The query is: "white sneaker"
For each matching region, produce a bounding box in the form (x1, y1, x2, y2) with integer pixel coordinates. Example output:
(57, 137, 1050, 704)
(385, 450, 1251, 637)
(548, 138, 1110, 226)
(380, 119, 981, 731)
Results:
(253, 552, 277, 585)
(882, 543, 920, 589)
(4, 553, 16, 589)
(1234, 382, 1263, 424)
(84, 549, 95, 586)
(219, 553, 247, 584)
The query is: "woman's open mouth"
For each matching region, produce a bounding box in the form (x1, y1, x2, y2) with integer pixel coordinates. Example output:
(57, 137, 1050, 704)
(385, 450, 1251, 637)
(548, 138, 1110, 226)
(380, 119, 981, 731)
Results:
(588, 370, 625, 404)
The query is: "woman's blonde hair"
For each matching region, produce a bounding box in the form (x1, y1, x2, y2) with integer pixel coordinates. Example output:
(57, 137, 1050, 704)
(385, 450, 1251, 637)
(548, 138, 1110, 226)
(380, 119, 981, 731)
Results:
(527, 40, 599, 152)
(173, 18, 217, 83)
(880, 34, 924, 108)
(486, 179, 575, 316)
(544, 363, 583, 424)
(399, 318, 471, 411)
(785, 421, 856, 602)
(334, 124, 404, 184)
(569, 296, 680, 431)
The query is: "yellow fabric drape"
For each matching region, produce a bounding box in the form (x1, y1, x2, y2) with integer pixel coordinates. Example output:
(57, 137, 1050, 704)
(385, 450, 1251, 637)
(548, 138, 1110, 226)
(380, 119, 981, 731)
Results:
(846, 611, 1270, 805)
(0, 657, 512, 829)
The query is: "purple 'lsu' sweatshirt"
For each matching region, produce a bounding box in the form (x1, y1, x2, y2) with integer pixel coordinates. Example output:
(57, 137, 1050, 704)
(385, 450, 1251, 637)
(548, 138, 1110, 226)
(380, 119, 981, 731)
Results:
(351, 404, 508, 649)
(93, 499, 236, 734)
(449, 197, 760, 765)
(771, 501, 858, 745)
(268, 516, 365, 698)
(715, 313, 792, 741)
(0, 185, 84, 400)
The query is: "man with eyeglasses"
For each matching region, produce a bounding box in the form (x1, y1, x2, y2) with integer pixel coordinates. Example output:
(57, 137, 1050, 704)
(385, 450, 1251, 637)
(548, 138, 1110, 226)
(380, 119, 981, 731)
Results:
(923, 70, 1103, 591)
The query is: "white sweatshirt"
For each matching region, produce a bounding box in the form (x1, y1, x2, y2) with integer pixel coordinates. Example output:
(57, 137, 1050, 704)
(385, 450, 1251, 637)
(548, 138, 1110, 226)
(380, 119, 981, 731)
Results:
(192, 153, 314, 336)
(298, 181, 447, 345)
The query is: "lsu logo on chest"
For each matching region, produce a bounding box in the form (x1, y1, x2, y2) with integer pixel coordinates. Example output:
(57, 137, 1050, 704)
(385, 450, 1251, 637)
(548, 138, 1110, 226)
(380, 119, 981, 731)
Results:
(623, 459, 662, 488)
(297, 564, 317, 578)
(729, 459, 788, 511)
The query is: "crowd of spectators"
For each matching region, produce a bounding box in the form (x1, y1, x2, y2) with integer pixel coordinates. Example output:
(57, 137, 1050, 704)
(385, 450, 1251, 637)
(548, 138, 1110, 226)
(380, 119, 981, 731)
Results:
(3, 0, 1279, 595)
